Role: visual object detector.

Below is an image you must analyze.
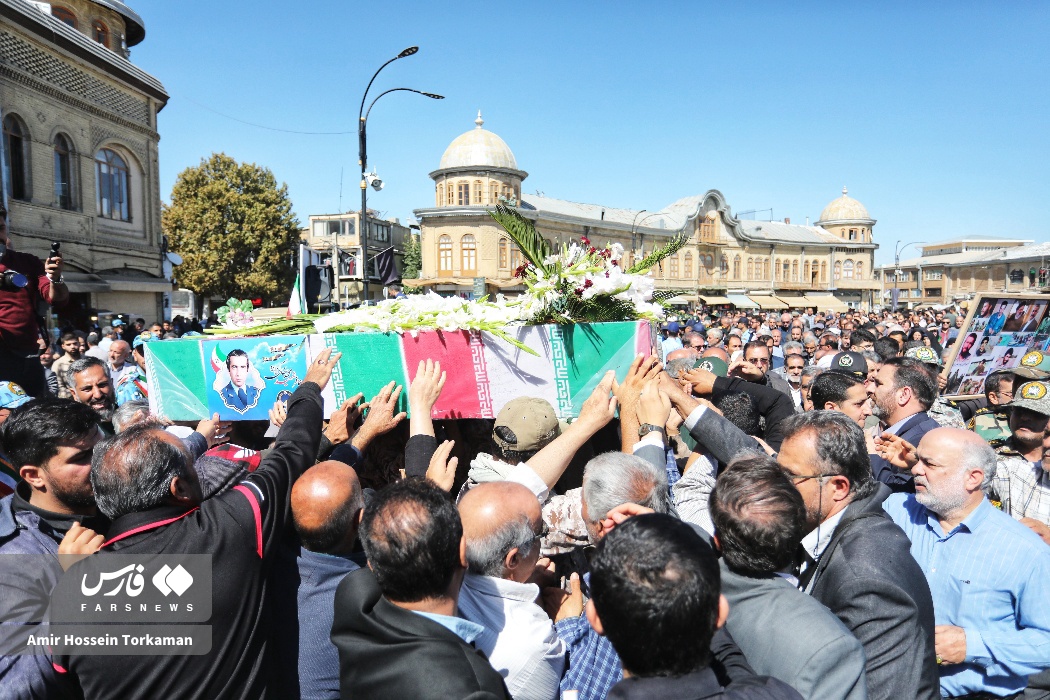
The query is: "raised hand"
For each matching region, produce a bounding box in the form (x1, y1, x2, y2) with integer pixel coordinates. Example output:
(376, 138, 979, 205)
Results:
(198, 412, 233, 447)
(426, 439, 458, 492)
(324, 393, 365, 445)
(303, 348, 342, 390)
(353, 381, 406, 451)
(409, 360, 446, 437)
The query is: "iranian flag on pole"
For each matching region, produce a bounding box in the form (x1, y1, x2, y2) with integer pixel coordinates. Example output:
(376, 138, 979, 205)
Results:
(287, 273, 304, 317)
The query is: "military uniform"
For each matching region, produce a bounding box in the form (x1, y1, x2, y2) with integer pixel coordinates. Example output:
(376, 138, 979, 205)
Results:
(928, 397, 965, 429)
(987, 381, 1050, 525)
(967, 406, 1012, 442)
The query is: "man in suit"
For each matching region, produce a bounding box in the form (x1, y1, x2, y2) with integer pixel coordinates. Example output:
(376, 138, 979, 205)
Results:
(777, 412, 939, 700)
(865, 357, 940, 492)
(710, 455, 867, 700)
(220, 349, 261, 413)
(331, 478, 511, 699)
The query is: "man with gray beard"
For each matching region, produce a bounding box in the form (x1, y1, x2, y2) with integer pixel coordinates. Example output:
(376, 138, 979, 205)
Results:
(66, 356, 116, 434)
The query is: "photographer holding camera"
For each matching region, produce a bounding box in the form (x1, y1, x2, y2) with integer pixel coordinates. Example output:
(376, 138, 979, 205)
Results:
(0, 205, 67, 397)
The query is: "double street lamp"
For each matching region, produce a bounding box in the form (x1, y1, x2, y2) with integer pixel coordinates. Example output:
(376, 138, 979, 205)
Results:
(892, 239, 926, 312)
(340, 46, 442, 307)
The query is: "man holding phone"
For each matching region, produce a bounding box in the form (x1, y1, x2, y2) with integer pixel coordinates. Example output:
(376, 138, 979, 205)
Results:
(0, 205, 68, 397)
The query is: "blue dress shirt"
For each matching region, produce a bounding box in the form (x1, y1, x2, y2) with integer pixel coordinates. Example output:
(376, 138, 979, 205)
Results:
(883, 494, 1050, 697)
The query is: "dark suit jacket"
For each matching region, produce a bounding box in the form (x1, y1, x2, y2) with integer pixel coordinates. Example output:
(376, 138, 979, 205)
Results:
(712, 376, 795, 453)
(720, 563, 867, 700)
(869, 411, 940, 492)
(686, 404, 767, 467)
(331, 568, 511, 700)
(807, 484, 939, 700)
(220, 382, 260, 413)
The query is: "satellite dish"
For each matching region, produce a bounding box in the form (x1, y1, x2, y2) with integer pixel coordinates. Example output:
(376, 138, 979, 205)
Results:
(166, 252, 184, 265)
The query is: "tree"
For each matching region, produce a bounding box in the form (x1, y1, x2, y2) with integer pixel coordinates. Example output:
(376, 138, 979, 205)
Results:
(401, 232, 422, 280)
(163, 153, 300, 306)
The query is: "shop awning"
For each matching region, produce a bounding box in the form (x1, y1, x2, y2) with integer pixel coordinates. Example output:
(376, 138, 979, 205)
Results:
(100, 276, 174, 293)
(807, 294, 850, 313)
(726, 294, 758, 309)
(63, 272, 111, 293)
(698, 295, 732, 305)
(777, 295, 814, 308)
(665, 295, 697, 305)
(747, 295, 788, 310)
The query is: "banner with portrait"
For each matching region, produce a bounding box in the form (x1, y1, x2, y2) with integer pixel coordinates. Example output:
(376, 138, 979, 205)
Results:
(943, 294, 1050, 398)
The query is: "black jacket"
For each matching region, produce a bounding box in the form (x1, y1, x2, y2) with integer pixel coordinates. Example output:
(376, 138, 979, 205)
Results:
(712, 376, 795, 453)
(806, 484, 939, 700)
(869, 411, 940, 492)
(608, 666, 802, 700)
(331, 567, 511, 699)
(51, 381, 324, 699)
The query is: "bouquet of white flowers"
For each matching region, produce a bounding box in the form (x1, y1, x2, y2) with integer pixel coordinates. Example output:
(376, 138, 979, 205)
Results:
(491, 204, 685, 325)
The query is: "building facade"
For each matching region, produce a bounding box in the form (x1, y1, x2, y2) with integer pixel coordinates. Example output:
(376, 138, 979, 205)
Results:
(875, 238, 1050, 309)
(1, 0, 170, 328)
(301, 211, 413, 305)
(412, 115, 880, 311)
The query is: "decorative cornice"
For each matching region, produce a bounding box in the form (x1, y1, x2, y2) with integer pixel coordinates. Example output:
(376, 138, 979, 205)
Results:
(0, 65, 159, 138)
(429, 165, 528, 181)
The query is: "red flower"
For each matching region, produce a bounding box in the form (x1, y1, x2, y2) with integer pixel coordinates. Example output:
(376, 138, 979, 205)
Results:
(584, 279, 594, 288)
(580, 236, 591, 246)
(514, 263, 532, 278)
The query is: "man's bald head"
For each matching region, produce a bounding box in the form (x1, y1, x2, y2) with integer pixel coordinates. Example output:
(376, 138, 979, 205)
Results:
(292, 460, 364, 554)
(702, 346, 729, 363)
(458, 481, 542, 582)
(665, 348, 698, 363)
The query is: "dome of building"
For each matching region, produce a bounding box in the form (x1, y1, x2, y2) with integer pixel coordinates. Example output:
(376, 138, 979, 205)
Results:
(816, 187, 873, 224)
(438, 112, 519, 171)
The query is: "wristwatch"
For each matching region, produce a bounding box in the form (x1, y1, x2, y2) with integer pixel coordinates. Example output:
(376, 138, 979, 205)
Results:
(638, 423, 665, 439)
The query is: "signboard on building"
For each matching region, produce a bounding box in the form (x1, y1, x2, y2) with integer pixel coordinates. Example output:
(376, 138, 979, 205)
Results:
(472, 277, 487, 299)
(943, 293, 1050, 398)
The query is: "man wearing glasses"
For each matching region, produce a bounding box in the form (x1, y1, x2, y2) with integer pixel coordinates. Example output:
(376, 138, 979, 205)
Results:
(731, 341, 793, 400)
(967, 369, 1016, 442)
(776, 412, 939, 700)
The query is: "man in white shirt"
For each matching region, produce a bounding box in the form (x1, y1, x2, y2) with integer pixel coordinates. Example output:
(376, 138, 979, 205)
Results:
(457, 481, 565, 700)
(106, 339, 135, 387)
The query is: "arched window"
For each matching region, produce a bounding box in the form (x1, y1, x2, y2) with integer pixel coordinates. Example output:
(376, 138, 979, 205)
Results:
(95, 148, 130, 220)
(843, 260, 855, 279)
(457, 182, 470, 206)
(461, 234, 477, 274)
(803, 261, 811, 281)
(775, 258, 782, 280)
(92, 20, 109, 48)
(2, 115, 29, 200)
(489, 181, 499, 204)
(436, 183, 443, 205)
(820, 261, 827, 282)
(855, 261, 863, 278)
(498, 238, 508, 269)
(510, 245, 521, 270)
(792, 260, 798, 281)
(54, 134, 74, 210)
(438, 235, 453, 275)
(746, 258, 754, 280)
(684, 252, 693, 278)
(669, 255, 679, 278)
(51, 6, 77, 28)
(446, 181, 454, 205)
(834, 261, 842, 280)
(720, 255, 729, 274)
(762, 258, 769, 280)
(733, 255, 741, 279)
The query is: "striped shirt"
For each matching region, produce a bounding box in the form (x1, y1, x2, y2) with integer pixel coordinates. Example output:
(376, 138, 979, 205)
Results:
(883, 494, 1050, 697)
(992, 451, 1050, 525)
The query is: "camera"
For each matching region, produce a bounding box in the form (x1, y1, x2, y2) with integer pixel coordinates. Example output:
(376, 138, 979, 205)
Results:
(0, 270, 28, 291)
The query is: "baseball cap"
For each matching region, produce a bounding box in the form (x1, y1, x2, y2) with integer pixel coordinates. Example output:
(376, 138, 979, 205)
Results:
(1010, 381, 1050, 417)
(0, 381, 31, 409)
(827, 351, 868, 379)
(132, 331, 155, 350)
(493, 397, 560, 454)
(905, 345, 942, 366)
(111, 319, 125, 327)
(693, 356, 728, 377)
(666, 322, 681, 333)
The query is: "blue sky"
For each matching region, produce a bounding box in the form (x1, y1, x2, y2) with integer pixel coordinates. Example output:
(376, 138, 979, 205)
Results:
(131, 1, 1049, 266)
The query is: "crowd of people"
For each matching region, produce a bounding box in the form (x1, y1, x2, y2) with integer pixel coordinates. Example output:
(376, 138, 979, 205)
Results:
(2, 181, 1048, 700)
(2, 268, 1050, 699)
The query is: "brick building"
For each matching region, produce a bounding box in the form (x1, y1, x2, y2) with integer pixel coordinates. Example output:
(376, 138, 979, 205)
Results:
(1, 0, 169, 328)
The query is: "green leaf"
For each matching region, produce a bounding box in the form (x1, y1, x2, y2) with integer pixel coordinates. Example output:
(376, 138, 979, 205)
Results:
(626, 232, 689, 274)
(488, 204, 552, 273)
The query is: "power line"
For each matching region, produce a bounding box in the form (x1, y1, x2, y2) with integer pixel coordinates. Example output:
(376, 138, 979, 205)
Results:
(180, 96, 355, 135)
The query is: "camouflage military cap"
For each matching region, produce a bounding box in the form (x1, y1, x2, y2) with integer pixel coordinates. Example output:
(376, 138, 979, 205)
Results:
(905, 345, 942, 366)
(1010, 380, 1050, 417)
(1018, 350, 1050, 374)
(693, 356, 728, 377)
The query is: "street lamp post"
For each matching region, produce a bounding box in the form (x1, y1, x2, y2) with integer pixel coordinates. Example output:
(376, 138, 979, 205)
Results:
(355, 46, 443, 306)
(893, 240, 926, 312)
